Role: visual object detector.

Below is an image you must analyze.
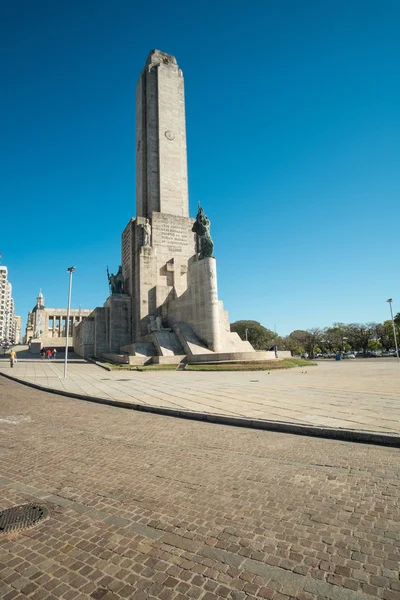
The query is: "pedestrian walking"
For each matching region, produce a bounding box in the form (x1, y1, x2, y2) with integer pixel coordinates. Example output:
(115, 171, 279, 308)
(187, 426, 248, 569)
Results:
(46, 349, 52, 359)
(274, 345, 278, 359)
(40, 348, 45, 359)
(9, 349, 16, 368)
(52, 348, 57, 359)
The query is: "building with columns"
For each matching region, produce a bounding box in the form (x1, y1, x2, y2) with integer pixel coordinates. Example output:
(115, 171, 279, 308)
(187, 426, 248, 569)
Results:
(24, 290, 93, 349)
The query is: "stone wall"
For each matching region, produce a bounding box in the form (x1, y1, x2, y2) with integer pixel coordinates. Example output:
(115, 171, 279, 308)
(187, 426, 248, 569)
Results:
(104, 295, 131, 354)
(73, 318, 94, 358)
(186, 351, 293, 363)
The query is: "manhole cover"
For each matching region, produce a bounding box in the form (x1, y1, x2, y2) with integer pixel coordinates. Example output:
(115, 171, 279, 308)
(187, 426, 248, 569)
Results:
(0, 503, 49, 534)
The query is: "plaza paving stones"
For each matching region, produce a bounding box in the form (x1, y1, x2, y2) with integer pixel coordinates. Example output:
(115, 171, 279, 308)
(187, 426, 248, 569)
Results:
(0, 376, 399, 600)
(0, 349, 400, 438)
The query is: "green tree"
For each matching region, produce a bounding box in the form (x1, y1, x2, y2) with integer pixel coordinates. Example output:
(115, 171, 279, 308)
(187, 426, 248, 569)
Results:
(230, 320, 277, 350)
(375, 321, 395, 351)
(325, 323, 350, 352)
(289, 328, 323, 358)
(347, 323, 377, 355)
(279, 335, 303, 355)
(368, 339, 382, 352)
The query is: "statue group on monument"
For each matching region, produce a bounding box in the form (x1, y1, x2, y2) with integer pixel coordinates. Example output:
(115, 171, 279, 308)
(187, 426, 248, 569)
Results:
(107, 266, 124, 295)
(192, 205, 214, 259)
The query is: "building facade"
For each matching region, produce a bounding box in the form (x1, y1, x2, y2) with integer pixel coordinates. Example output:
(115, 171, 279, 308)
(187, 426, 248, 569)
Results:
(0, 266, 16, 344)
(14, 315, 22, 344)
(25, 290, 93, 349)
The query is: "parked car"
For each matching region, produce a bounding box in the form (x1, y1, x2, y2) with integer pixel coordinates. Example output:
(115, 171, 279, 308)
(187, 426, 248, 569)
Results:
(343, 353, 356, 359)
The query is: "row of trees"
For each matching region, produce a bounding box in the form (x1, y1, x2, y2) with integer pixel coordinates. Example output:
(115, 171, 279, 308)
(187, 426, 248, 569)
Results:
(230, 317, 400, 358)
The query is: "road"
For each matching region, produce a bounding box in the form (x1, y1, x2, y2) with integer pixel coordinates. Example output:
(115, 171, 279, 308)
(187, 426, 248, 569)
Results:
(0, 377, 399, 600)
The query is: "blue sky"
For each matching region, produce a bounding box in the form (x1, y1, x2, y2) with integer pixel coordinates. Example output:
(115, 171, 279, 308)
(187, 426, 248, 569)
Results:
(1, 0, 399, 336)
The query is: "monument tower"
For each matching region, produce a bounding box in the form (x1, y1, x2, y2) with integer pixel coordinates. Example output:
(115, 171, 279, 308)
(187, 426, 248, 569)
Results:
(74, 50, 281, 363)
(136, 50, 188, 218)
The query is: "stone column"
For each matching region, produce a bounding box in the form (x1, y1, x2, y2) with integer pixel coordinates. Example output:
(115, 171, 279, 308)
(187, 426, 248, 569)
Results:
(187, 257, 222, 352)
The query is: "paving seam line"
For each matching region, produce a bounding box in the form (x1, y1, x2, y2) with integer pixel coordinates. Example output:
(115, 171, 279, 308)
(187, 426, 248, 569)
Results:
(0, 476, 371, 600)
(1, 371, 399, 447)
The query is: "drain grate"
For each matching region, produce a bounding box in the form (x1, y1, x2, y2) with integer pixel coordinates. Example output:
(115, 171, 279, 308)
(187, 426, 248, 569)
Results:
(0, 503, 49, 534)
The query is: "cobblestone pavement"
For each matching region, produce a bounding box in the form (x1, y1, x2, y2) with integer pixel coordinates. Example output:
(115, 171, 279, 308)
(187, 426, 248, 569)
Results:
(0, 378, 399, 600)
(1, 348, 400, 435)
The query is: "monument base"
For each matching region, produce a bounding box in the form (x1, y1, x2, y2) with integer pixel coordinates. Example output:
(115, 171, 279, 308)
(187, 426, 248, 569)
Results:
(30, 340, 42, 354)
(186, 351, 292, 363)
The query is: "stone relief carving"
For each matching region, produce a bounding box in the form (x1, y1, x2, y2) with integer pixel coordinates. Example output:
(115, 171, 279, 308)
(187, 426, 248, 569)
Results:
(165, 130, 175, 141)
(147, 314, 169, 333)
(147, 315, 157, 333)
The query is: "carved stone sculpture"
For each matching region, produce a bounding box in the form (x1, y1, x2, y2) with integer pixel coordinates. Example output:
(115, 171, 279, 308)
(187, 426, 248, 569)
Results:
(147, 315, 157, 333)
(143, 219, 152, 246)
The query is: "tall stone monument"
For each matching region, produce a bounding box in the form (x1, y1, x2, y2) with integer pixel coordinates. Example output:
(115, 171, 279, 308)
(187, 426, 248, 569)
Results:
(75, 50, 282, 364)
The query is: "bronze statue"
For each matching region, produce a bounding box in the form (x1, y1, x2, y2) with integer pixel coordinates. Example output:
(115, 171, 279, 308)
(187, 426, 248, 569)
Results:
(192, 205, 214, 259)
(107, 266, 124, 294)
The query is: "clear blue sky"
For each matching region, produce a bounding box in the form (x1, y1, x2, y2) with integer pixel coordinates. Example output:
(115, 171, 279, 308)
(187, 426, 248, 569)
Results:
(1, 0, 399, 336)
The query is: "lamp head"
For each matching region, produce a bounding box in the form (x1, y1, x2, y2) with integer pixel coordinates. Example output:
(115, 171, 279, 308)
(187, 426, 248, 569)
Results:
(386, 298, 393, 303)
(67, 266, 76, 273)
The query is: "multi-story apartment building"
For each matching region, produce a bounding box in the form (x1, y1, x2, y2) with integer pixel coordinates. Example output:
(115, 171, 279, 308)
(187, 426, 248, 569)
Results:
(0, 266, 16, 343)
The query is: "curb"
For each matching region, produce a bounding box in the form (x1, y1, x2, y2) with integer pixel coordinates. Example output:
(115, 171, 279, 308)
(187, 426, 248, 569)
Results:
(1, 371, 400, 447)
(85, 357, 113, 371)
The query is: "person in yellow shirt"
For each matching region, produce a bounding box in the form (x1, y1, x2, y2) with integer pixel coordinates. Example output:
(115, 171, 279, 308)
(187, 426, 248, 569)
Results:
(9, 350, 16, 368)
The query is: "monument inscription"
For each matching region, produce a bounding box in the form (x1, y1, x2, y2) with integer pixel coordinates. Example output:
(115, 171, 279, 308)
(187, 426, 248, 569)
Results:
(154, 219, 190, 252)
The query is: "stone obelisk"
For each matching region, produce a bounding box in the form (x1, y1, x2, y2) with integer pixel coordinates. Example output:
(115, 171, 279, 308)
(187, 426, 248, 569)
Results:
(136, 50, 189, 218)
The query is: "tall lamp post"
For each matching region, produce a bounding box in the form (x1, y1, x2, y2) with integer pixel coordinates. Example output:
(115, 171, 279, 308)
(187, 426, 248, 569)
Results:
(386, 299, 399, 363)
(64, 266, 76, 378)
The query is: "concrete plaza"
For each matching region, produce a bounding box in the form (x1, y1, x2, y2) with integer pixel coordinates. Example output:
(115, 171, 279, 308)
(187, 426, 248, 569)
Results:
(0, 348, 399, 439)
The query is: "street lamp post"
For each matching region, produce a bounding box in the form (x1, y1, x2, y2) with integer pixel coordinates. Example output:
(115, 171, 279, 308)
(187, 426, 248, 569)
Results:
(64, 266, 76, 378)
(386, 299, 399, 363)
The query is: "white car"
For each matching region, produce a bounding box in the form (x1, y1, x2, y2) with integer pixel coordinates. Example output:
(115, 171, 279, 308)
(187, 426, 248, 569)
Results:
(343, 353, 356, 359)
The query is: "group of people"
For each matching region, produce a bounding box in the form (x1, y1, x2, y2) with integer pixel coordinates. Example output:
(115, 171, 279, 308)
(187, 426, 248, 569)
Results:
(40, 348, 57, 360)
(8, 347, 58, 368)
